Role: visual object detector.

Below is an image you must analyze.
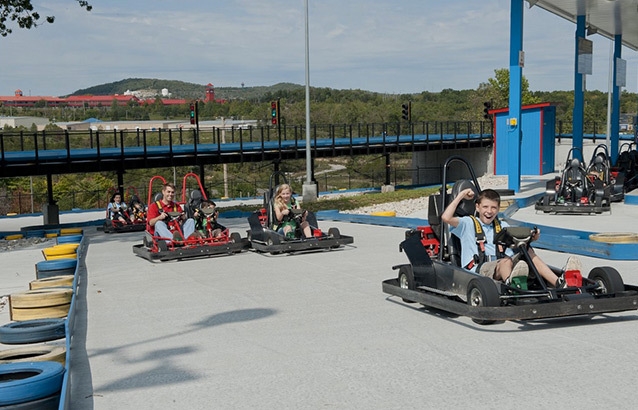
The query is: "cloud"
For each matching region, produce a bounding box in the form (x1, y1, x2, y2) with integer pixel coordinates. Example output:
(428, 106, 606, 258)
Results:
(1, 0, 636, 96)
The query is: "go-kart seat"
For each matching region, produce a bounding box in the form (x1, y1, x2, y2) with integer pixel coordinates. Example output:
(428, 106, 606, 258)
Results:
(588, 154, 608, 181)
(563, 158, 588, 199)
(448, 180, 478, 267)
(154, 192, 163, 202)
(185, 189, 203, 219)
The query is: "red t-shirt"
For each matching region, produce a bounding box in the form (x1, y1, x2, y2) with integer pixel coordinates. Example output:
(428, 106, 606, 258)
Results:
(147, 200, 183, 234)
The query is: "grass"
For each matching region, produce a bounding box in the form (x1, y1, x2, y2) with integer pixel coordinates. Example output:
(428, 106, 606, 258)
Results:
(218, 185, 442, 214)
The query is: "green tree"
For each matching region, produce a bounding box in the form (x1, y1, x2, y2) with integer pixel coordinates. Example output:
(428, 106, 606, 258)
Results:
(0, 1, 92, 36)
(477, 68, 540, 110)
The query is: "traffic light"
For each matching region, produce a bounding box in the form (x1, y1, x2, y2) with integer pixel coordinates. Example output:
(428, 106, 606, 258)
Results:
(271, 100, 280, 125)
(401, 101, 412, 121)
(483, 101, 492, 121)
(189, 103, 196, 124)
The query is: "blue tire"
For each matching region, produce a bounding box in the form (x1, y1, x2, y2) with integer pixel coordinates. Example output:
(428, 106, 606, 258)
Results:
(0, 362, 64, 406)
(0, 319, 66, 345)
(56, 235, 83, 244)
(36, 259, 77, 272)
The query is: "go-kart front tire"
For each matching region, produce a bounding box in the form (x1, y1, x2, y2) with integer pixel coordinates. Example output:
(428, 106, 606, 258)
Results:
(588, 267, 624, 294)
(398, 265, 416, 303)
(467, 278, 500, 325)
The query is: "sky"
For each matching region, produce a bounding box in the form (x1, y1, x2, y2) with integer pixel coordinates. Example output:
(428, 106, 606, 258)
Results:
(1, 0, 638, 97)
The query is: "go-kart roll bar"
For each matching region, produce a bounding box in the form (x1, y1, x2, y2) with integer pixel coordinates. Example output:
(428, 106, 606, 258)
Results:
(269, 171, 289, 191)
(438, 155, 482, 262)
(181, 172, 208, 203)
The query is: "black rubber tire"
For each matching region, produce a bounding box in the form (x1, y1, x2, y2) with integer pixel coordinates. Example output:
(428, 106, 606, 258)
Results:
(328, 227, 340, 239)
(0, 319, 66, 345)
(230, 232, 241, 243)
(467, 278, 501, 325)
(0, 392, 60, 410)
(398, 265, 416, 303)
(588, 266, 625, 295)
(0, 361, 65, 406)
(266, 233, 281, 246)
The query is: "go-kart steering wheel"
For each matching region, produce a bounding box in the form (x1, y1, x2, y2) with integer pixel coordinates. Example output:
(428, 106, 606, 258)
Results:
(495, 226, 538, 249)
(166, 211, 183, 220)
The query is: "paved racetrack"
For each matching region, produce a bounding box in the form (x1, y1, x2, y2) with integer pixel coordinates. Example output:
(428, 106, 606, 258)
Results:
(2, 209, 638, 409)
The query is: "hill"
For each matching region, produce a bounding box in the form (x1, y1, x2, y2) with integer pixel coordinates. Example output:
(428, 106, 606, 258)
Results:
(68, 79, 305, 101)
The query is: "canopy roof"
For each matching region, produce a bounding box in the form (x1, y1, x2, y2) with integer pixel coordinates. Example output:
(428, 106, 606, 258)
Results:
(531, 0, 638, 50)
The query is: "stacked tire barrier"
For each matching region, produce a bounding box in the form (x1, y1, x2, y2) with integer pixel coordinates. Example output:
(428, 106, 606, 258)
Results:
(0, 229, 84, 410)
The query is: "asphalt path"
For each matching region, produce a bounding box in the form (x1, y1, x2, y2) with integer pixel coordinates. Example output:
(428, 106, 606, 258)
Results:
(2, 205, 638, 409)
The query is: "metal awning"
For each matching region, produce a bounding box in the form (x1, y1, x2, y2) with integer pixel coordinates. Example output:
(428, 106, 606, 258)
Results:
(531, 0, 638, 50)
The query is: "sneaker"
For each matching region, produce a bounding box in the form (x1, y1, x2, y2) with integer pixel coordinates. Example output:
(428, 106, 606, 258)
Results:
(506, 261, 529, 285)
(562, 256, 583, 273)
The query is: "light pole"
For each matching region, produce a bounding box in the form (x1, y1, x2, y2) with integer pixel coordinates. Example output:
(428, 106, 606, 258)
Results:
(302, 0, 317, 202)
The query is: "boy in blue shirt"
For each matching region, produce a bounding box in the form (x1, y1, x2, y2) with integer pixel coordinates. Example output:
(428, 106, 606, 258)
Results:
(442, 187, 575, 286)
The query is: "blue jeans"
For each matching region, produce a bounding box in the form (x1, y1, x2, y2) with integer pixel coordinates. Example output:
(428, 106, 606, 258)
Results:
(154, 218, 195, 242)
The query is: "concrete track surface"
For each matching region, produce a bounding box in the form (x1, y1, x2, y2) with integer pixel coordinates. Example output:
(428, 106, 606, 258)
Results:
(2, 206, 638, 409)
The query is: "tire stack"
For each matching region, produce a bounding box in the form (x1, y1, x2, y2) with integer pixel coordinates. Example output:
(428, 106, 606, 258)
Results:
(0, 230, 83, 409)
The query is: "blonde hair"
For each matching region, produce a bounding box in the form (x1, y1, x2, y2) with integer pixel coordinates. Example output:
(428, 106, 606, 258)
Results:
(274, 184, 292, 210)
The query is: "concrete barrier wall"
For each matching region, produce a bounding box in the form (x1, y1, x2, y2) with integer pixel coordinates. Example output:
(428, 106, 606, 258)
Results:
(411, 146, 493, 184)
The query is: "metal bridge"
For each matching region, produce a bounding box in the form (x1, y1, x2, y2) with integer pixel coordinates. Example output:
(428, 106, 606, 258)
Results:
(0, 121, 493, 178)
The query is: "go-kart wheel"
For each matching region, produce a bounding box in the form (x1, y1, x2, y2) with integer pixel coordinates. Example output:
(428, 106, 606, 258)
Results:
(328, 227, 340, 239)
(467, 278, 500, 325)
(230, 232, 241, 243)
(398, 265, 416, 303)
(266, 234, 281, 246)
(588, 267, 624, 294)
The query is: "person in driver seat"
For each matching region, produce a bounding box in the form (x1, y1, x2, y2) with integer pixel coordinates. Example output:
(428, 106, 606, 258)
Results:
(272, 184, 312, 239)
(442, 188, 577, 287)
(147, 183, 195, 242)
(191, 200, 226, 239)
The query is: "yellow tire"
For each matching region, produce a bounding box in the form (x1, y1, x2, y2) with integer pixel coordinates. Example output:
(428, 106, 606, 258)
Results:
(44, 253, 77, 261)
(45, 233, 59, 238)
(10, 289, 73, 309)
(4, 234, 23, 240)
(10, 304, 70, 321)
(30, 275, 75, 290)
(370, 211, 396, 217)
(589, 233, 638, 243)
(0, 345, 66, 365)
(43, 244, 79, 255)
(60, 228, 83, 235)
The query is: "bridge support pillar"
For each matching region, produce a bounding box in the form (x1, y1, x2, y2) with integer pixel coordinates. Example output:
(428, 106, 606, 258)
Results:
(117, 169, 124, 198)
(43, 174, 59, 225)
(382, 154, 394, 192)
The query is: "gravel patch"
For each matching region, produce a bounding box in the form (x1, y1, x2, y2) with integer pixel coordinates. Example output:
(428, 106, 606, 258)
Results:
(0, 237, 52, 253)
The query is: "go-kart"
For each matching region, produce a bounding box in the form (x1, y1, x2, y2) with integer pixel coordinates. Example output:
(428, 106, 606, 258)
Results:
(535, 147, 610, 214)
(586, 144, 625, 202)
(615, 142, 638, 193)
(247, 172, 353, 255)
(102, 186, 147, 233)
(382, 156, 638, 325)
(132, 173, 249, 262)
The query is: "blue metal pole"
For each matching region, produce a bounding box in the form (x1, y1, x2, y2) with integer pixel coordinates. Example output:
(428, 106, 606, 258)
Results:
(507, 0, 523, 192)
(611, 34, 622, 164)
(572, 15, 585, 161)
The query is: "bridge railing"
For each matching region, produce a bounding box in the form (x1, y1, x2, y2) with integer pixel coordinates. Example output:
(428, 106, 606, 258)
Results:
(0, 120, 492, 154)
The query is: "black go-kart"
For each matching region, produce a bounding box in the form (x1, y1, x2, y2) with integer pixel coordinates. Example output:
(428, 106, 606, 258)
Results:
(615, 142, 638, 193)
(101, 186, 147, 233)
(535, 147, 610, 214)
(586, 144, 625, 202)
(132, 173, 249, 262)
(383, 156, 638, 325)
(246, 172, 353, 255)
